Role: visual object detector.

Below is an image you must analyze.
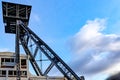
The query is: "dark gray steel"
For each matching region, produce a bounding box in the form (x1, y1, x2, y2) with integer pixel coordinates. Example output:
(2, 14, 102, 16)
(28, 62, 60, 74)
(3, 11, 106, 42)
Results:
(19, 21, 83, 80)
(33, 46, 39, 58)
(2, 1, 31, 34)
(15, 20, 21, 80)
(2, 2, 32, 80)
(20, 37, 43, 76)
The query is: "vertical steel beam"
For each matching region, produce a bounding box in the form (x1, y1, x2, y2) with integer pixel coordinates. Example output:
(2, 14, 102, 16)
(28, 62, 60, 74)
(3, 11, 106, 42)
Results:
(15, 20, 21, 80)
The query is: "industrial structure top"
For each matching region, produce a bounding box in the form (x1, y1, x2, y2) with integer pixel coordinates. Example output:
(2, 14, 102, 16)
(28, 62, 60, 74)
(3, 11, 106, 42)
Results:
(2, 1, 31, 34)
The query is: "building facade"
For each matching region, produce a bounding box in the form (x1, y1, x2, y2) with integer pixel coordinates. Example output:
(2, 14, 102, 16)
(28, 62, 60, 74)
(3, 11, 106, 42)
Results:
(0, 52, 65, 80)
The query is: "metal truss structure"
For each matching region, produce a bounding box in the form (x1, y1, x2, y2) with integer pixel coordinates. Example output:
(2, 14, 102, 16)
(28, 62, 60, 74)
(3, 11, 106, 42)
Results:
(2, 1, 84, 80)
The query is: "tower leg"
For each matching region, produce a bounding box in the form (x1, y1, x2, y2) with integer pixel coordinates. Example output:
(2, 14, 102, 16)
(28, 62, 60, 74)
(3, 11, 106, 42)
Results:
(15, 20, 21, 80)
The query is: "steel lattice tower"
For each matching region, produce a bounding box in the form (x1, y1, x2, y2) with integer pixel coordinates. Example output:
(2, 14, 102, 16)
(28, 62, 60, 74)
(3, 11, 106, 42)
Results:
(2, 1, 84, 80)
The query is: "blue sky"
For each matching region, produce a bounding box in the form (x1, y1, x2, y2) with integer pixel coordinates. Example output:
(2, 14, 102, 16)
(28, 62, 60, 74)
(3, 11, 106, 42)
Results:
(1, 0, 120, 80)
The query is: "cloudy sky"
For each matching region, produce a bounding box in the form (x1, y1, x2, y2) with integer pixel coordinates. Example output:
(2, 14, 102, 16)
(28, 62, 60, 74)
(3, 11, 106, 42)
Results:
(0, 0, 120, 80)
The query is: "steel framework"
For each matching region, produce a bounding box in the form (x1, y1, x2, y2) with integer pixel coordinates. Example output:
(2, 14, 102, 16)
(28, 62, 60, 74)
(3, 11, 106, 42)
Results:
(2, 1, 84, 80)
(2, 2, 31, 80)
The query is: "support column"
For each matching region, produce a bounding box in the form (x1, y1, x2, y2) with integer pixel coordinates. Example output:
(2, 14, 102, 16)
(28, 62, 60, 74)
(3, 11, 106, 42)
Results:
(16, 20, 21, 80)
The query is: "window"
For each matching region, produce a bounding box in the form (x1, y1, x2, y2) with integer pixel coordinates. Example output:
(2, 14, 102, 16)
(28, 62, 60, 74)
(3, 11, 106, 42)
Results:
(0, 70, 27, 77)
(0, 70, 2, 76)
(21, 71, 27, 76)
(21, 59, 26, 65)
(14, 71, 16, 76)
(9, 70, 13, 75)
(0, 70, 6, 76)
(2, 70, 6, 76)
(21, 59, 27, 68)
(1, 58, 4, 66)
(5, 58, 10, 62)
(8, 71, 17, 77)
(11, 58, 14, 62)
(1, 58, 15, 68)
(1, 58, 14, 62)
(23, 71, 27, 75)
(1, 58, 4, 62)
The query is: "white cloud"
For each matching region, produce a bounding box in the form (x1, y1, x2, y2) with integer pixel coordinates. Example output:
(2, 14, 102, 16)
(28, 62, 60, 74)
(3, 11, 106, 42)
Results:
(71, 18, 106, 54)
(104, 63, 120, 74)
(69, 18, 120, 76)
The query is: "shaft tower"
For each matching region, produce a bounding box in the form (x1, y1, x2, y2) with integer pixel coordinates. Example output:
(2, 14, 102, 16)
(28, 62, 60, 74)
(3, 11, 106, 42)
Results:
(2, 1, 84, 80)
